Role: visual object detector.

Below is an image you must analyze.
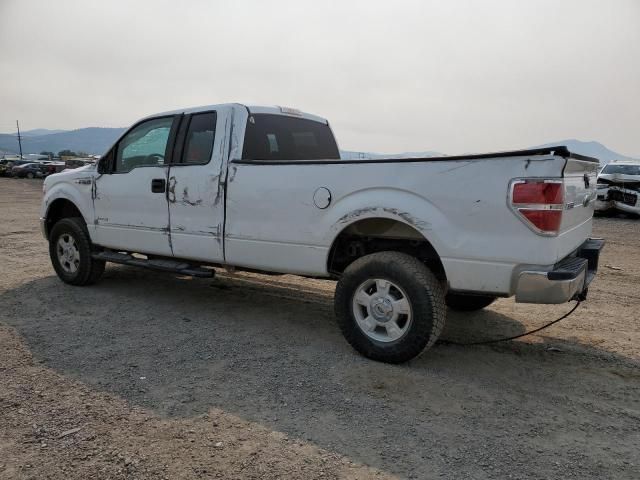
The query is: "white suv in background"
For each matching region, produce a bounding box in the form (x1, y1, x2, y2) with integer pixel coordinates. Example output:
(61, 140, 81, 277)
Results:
(595, 161, 640, 216)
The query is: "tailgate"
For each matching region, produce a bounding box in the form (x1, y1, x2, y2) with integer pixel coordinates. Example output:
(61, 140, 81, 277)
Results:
(560, 158, 600, 232)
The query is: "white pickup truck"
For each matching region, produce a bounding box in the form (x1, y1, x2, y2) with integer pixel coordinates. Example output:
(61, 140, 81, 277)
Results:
(41, 104, 604, 363)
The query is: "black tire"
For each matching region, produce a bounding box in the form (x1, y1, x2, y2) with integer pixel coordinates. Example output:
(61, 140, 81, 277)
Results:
(26, 172, 34, 179)
(334, 251, 446, 363)
(445, 293, 496, 312)
(49, 217, 105, 286)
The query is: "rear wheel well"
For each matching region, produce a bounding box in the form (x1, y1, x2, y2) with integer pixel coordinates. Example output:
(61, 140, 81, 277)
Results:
(45, 199, 84, 239)
(327, 218, 447, 283)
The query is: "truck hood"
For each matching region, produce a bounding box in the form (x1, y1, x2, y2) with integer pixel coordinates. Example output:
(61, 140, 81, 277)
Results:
(47, 165, 96, 180)
(44, 164, 96, 187)
(599, 173, 640, 182)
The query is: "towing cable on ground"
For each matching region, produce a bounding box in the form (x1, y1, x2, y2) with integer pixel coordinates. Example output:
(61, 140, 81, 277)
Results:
(441, 300, 582, 346)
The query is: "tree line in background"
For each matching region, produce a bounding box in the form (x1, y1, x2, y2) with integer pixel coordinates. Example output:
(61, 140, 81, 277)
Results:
(39, 150, 90, 158)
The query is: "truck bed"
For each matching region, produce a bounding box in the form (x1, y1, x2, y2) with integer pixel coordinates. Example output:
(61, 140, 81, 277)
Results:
(226, 146, 599, 295)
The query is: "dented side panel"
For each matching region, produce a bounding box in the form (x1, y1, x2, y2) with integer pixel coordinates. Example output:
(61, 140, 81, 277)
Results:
(224, 155, 569, 285)
(91, 164, 174, 256)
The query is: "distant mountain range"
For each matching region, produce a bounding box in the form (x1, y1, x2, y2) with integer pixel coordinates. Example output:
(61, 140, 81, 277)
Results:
(0, 127, 636, 164)
(0, 128, 126, 156)
(18, 128, 69, 137)
(528, 140, 637, 164)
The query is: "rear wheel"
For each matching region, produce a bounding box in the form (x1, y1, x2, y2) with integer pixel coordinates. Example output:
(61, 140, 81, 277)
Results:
(334, 251, 446, 363)
(49, 218, 105, 285)
(26, 172, 34, 179)
(445, 293, 496, 311)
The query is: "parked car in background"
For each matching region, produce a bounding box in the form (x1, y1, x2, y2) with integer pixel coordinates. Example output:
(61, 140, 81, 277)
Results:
(65, 158, 95, 169)
(595, 161, 640, 216)
(0, 158, 15, 176)
(12, 162, 47, 178)
(44, 161, 67, 176)
(2, 159, 32, 172)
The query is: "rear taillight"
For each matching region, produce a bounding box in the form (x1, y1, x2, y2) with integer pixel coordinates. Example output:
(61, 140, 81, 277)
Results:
(509, 179, 564, 236)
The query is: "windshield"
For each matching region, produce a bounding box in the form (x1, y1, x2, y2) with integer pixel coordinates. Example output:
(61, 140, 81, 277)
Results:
(242, 114, 339, 161)
(601, 164, 640, 175)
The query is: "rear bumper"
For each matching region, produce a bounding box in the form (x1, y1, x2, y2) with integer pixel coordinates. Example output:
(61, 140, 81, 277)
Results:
(515, 238, 604, 304)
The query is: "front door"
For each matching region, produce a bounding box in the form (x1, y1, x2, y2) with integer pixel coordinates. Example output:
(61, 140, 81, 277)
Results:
(93, 115, 177, 256)
(167, 110, 225, 262)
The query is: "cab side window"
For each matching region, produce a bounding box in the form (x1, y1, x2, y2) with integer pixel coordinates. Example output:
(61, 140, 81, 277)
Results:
(181, 112, 217, 164)
(115, 117, 174, 173)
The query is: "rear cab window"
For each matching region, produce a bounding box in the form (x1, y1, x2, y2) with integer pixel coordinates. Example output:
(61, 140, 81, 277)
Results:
(242, 114, 339, 161)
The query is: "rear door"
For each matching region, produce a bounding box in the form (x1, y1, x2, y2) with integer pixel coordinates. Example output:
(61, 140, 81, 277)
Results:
(167, 110, 225, 262)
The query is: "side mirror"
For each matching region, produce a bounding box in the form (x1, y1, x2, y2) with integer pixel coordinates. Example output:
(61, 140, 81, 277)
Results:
(97, 151, 112, 174)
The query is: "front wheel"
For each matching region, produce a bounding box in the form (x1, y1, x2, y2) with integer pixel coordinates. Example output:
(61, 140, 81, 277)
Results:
(26, 172, 34, 179)
(334, 252, 446, 363)
(445, 293, 496, 311)
(49, 218, 105, 286)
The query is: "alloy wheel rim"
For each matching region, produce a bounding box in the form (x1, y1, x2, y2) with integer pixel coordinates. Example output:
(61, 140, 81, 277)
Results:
(352, 278, 412, 343)
(56, 234, 80, 274)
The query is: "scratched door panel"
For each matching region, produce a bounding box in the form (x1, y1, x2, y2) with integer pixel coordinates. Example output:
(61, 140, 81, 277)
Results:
(167, 110, 226, 263)
(93, 165, 172, 256)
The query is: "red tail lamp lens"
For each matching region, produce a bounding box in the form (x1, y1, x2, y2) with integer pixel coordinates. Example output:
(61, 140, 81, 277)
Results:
(512, 182, 563, 205)
(510, 180, 564, 235)
(519, 209, 562, 233)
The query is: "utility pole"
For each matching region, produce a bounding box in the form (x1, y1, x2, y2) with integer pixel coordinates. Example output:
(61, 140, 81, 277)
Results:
(16, 120, 23, 159)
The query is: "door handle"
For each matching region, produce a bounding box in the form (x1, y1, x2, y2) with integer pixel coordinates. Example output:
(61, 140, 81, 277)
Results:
(151, 178, 166, 193)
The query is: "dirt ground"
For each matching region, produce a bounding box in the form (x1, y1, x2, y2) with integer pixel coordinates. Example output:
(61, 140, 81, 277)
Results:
(0, 177, 638, 479)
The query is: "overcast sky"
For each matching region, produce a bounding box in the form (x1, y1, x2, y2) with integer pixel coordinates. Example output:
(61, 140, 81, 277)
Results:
(1, 0, 638, 155)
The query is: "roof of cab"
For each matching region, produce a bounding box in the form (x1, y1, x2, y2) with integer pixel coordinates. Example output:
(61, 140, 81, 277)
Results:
(143, 103, 329, 125)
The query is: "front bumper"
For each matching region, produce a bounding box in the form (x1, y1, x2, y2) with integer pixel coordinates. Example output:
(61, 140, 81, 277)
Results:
(515, 238, 605, 304)
(612, 200, 640, 215)
(595, 188, 613, 211)
(596, 187, 640, 214)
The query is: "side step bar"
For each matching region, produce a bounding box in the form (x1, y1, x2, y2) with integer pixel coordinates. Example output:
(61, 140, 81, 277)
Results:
(92, 251, 214, 278)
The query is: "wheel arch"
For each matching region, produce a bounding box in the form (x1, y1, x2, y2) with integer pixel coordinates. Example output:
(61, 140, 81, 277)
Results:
(44, 197, 87, 239)
(326, 216, 448, 284)
(322, 187, 452, 278)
